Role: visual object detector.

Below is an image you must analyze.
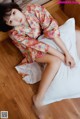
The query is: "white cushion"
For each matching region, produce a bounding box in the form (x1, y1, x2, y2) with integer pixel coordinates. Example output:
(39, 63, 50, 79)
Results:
(15, 18, 80, 105)
(15, 61, 43, 84)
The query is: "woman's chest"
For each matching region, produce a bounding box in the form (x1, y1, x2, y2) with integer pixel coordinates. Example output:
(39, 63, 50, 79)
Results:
(16, 13, 41, 39)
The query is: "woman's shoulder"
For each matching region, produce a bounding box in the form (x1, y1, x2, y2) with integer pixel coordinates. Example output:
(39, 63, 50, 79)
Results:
(25, 3, 43, 12)
(8, 26, 19, 36)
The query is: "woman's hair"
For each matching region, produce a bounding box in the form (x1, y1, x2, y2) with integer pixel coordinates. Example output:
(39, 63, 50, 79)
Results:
(0, 2, 22, 32)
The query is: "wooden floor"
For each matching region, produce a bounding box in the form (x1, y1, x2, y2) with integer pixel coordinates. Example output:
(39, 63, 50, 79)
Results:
(0, 4, 80, 119)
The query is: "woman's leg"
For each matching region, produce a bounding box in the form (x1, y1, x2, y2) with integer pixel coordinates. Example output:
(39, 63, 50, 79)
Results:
(76, 30, 80, 58)
(33, 54, 61, 108)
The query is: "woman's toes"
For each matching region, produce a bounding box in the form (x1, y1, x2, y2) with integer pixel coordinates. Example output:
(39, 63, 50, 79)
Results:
(32, 105, 45, 119)
(32, 95, 48, 119)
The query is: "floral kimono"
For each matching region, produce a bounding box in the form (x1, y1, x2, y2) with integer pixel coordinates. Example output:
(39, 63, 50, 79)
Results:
(9, 4, 60, 81)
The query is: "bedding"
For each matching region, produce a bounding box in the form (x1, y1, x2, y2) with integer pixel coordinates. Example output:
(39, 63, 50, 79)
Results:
(15, 18, 80, 105)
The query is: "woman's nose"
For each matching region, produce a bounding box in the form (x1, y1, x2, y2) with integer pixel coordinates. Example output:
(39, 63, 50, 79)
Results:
(9, 15, 13, 21)
(10, 15, 18, 22)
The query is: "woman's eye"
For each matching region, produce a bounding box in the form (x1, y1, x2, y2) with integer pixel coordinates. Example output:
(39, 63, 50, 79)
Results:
(13, 11, 15, 15)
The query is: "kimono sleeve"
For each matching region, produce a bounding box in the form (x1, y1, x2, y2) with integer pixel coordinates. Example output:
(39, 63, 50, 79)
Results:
(9, 30, 49, 53)
(26, 4, 60, 39)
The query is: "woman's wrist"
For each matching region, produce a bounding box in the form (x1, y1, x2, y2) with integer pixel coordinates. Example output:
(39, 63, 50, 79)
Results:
(64, 51, 70, 57)
(59, 53, 65, 62)
(48, 46, 65, 62)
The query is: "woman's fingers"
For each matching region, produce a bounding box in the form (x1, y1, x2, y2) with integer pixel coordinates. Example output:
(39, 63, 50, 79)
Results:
(65, 54, 76, 68)
(66, 59, 75, 68)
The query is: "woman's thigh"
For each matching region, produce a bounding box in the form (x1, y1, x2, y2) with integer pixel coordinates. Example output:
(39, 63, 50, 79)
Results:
(35, 53, 61, 65)
(76, 30, 80, 58)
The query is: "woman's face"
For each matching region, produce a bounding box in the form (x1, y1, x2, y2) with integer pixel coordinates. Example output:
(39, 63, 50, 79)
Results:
(4, 8, 26, 26)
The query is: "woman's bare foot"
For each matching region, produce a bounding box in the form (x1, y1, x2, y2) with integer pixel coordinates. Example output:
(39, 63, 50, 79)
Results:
(32, 95, 46, 119)
(33, 95, 42, 107)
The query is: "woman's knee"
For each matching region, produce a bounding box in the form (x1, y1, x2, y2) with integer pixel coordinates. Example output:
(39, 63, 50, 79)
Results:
(47, 56, 61, 71)
(48, 55, 61, 66)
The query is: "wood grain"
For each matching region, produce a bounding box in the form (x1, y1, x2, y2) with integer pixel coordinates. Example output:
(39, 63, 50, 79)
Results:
(0, 1, 80, 119)
(63, 1, 80, 27)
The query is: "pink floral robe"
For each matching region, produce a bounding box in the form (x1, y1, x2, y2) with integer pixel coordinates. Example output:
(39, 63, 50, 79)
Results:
(9, 4, 60, 78)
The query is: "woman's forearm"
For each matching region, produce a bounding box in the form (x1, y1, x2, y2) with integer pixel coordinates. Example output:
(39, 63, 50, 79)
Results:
(53, 36, 69, 56)
(47, 46, 65, 62)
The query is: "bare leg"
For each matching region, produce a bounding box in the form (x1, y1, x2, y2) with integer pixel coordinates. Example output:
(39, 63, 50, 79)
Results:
(33, 54, 61, 119)
(32, 54, 61, 118)
(76, 30, 80, 58)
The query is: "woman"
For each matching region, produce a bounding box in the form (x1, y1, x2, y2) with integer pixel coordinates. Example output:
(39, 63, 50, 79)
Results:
(0, 2, 77, 118)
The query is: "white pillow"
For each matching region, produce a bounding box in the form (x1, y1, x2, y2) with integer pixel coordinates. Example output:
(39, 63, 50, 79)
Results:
(15, 18, 80, 105)
(39, 18, 80, 105)
(15, 61, 43, 84)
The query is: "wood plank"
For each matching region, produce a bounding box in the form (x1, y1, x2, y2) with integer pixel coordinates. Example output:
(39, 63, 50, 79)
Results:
(43, 0, 60, 12)
(0, 1, 80, 119)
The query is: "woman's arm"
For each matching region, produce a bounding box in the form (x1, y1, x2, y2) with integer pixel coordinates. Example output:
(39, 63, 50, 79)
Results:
(9, 29, 64, 61)
(9, 29, 65, 61)
(47, 46, 65, 62)
(47, 46, 75, 68)
(53, 35, 69, 56)
(27, 4, 66, 54)
(28, 4, 75, 67)
(9, 29, 75, 68)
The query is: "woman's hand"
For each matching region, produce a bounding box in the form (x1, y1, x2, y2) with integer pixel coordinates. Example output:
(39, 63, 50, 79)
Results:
(46, 46, 75, 68)
(52, 36, 76, 68)
(65, 54, 75, 68)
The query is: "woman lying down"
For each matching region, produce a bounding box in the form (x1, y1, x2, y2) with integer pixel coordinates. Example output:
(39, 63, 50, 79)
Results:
(0, 2, 80, 119)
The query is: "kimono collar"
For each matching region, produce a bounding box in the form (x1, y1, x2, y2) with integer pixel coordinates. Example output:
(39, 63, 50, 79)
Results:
(14, 10, 30, 35)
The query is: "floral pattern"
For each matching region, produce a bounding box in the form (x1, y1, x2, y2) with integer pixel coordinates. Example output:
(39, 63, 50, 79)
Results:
(9, 3, 60, 63)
